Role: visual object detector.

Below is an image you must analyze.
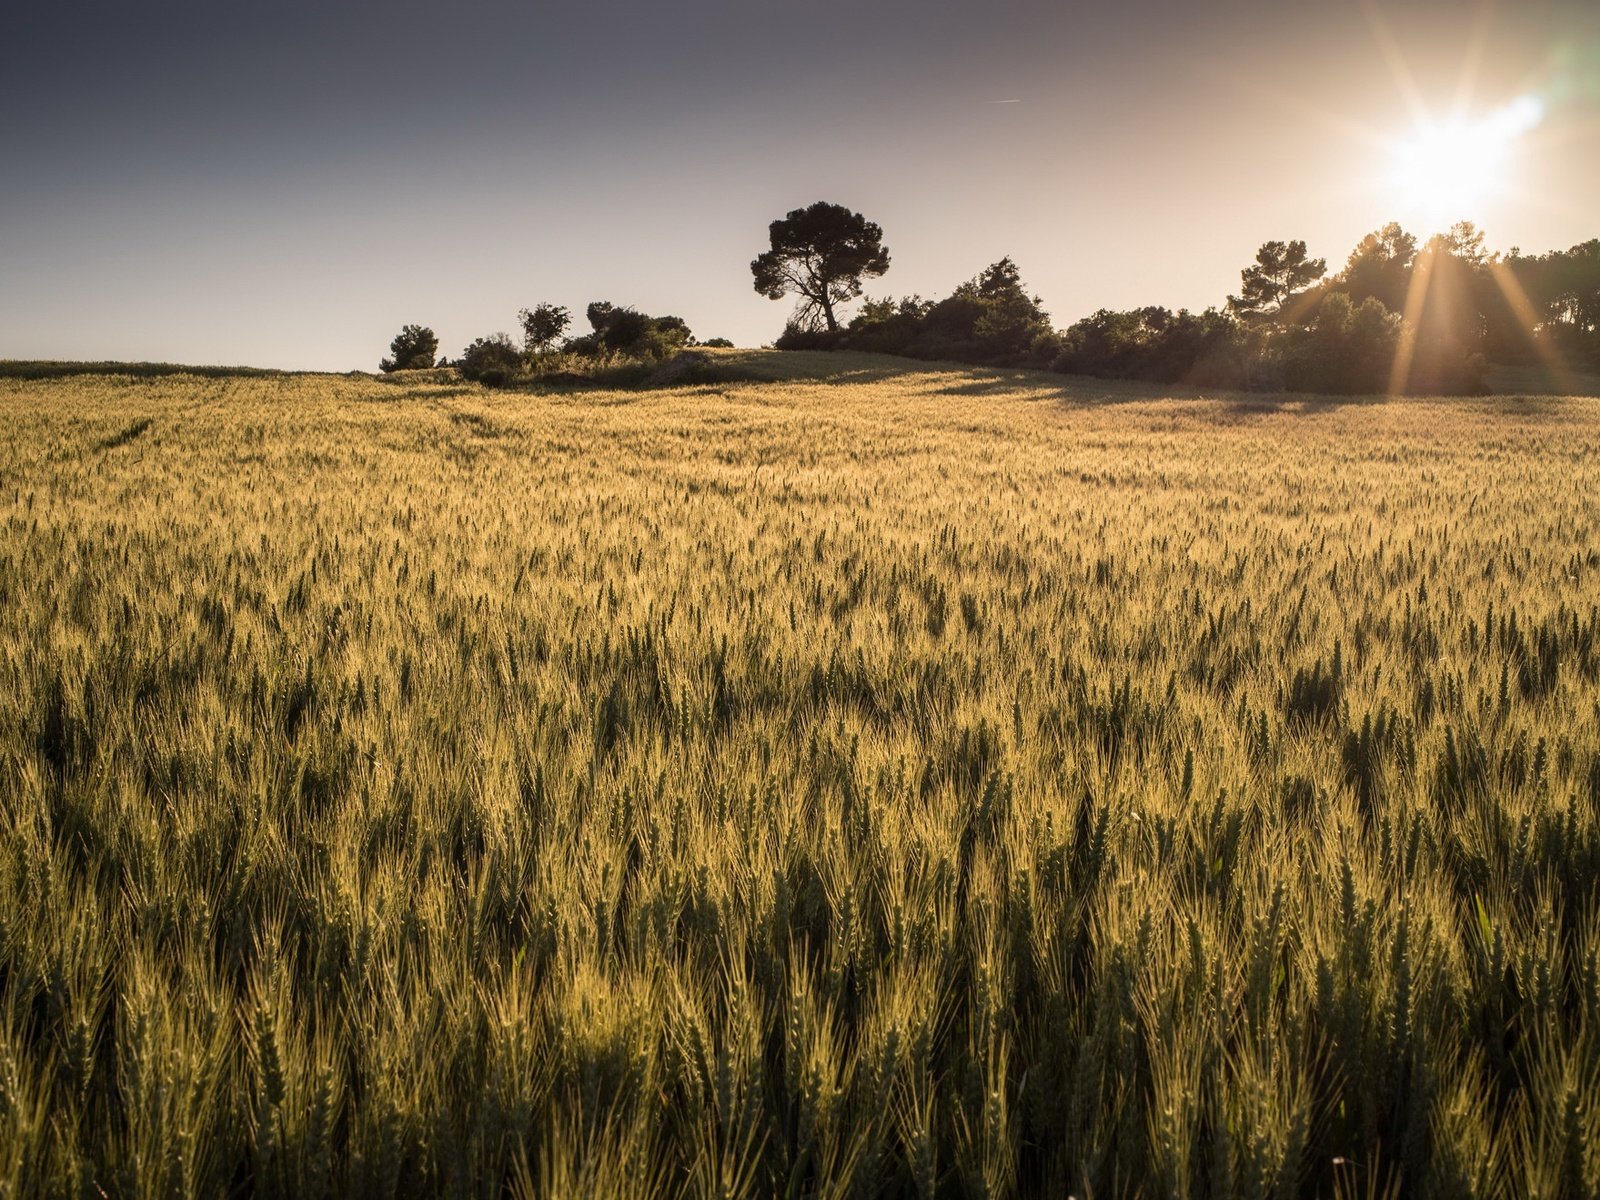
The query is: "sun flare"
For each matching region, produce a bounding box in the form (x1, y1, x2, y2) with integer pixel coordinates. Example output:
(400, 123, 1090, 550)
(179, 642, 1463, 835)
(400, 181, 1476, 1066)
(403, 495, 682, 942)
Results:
(1385, 95, 1542, 231)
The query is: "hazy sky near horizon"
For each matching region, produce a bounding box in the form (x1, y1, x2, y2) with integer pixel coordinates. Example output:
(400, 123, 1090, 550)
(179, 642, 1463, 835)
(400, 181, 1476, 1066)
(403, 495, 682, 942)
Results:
(3, 0, 1597, 370)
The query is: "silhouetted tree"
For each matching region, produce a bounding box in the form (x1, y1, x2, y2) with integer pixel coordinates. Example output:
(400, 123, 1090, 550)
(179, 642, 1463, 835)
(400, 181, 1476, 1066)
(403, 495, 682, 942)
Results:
(1429, 220, 1488, 267)
(518, 304, 571, 356)
(1228, 240, 1327, 321)
(752, 201, 890, 333)
(1547, 241, 1600, 338)
(1499, 240, 1600, 364)
(1412, 223, 1490, 345)
(380, 324, 439, 372)
(1340, 223, 1418, 314)
(1398, 222, 1492, 393)
(971, 257, 1025, 300)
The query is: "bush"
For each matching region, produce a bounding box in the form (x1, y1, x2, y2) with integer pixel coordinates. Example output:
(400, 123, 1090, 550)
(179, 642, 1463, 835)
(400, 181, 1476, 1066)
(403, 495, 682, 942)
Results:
(380, 324, 439, 373)
(456, 334, 523, 386)
(775, 323, 847, 352)
(579, 303, 693, 360)
(1277, 293, 1401, 394)
(812, 259, 1054, 367)
(1053, 307, 1245, 385)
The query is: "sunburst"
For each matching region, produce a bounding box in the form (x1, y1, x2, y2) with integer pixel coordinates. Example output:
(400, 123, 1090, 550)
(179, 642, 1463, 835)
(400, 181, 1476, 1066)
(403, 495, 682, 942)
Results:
(1382, 95, 1543, 231)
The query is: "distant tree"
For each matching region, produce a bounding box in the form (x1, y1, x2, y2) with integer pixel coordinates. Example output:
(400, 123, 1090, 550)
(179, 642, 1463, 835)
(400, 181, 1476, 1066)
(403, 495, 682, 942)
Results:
(1228, 240, 1327, 321)
(456, 333, 522, 386)
(584, 302, 641, 350)
(1427, 220, 1488, 266)
(1551, 240, 1600, 338)
(1409, 222, 1491, 346)
(970, 256, 1025, 300)
(1340, 223, 1418, 314)
(752, 201, 890, 333)
(1501, 240, 1600, 362)
(518, 304, 571, 356)
(1401, 221, 1492, 392)
(903, 258, 1052, 362)
(380, 324, 439, 372)
(700, 337, 734, 349)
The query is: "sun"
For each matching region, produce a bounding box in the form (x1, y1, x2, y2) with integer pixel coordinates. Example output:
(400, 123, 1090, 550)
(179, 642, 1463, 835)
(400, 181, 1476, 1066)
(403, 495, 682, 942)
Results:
(1384, 95, 1542, 231)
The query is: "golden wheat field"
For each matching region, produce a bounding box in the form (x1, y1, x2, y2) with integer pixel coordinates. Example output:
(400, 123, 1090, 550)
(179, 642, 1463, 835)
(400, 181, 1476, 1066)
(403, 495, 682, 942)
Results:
(2, 352, 1599, 1198)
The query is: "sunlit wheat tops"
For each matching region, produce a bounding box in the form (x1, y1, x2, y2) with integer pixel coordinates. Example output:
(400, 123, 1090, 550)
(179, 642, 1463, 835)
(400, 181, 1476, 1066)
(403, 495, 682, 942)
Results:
(2, 353, 1599, 1197)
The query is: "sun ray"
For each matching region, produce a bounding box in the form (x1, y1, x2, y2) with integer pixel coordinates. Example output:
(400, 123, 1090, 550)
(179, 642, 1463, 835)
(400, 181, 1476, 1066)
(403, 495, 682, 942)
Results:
(1487, 259, 1578, 393)
(1362, 0, 1433, 128)
(1382, 95, 1543, 232)
(1387, 246, 1436, 395)
(1453, 0, 1500, 115)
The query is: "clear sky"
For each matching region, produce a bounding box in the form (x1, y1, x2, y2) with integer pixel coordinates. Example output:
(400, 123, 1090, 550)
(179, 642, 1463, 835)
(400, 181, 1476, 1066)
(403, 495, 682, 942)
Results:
(3, 0, 1597, 370)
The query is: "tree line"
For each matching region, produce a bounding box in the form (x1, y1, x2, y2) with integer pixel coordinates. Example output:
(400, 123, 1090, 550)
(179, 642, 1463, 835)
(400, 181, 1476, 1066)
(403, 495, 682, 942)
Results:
(379, 303, 731, 385)
(379, 199, 1598, 395)
(758, 202, 1600, 394)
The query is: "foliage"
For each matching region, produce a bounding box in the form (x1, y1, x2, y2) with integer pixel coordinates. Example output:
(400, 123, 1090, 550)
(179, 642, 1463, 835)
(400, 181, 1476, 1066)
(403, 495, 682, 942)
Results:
(773, 235, 1477, 394)
(1053, 306, 1246, 385)
(758, 216, 1593, 395)
(1051, 295, 1477, 395)
(928, 257, 1056, 363)
(752, 201, 890, 333)
(379, 323, 440, 373)
(1228, 240, 1328, 322)
(1275, 292, 1404, 393)
(792, 259, 1056, 366)
(4, 365, 1600, 1195)
(455, 332, 523, 386)
(1340, 223, 1419, 315)
(1493, 240, 1600, 366)
(1332, 221, 1598, 378)
(518, 304, 572, 357)
(570, 302, 693, 360)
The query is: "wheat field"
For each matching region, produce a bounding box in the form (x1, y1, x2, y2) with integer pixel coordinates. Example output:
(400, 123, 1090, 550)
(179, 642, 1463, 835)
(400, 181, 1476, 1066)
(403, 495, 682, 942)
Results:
(2, 353, 1599, 1198)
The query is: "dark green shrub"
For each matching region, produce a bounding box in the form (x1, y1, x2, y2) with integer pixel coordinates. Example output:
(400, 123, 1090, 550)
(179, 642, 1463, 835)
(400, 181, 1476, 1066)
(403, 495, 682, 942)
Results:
(580, 303, 693, 359)
(820, 259, 1053, 367)
(380, 324, 439, 373)
(1278, 293, 1401, 394)
(456, 333, 522, 386)
(1053, 307, 1246, 386)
